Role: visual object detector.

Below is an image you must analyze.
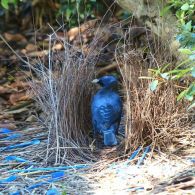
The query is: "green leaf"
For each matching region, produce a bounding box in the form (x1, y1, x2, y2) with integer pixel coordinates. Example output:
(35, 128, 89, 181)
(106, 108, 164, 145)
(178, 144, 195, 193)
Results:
(161, 63, 171, 72)
(178, 48, 193, 55)
(177, 89, 188, 101)
(192, 67, 195, 77)
(66, 8, 72, 20)
(149, 80, 158, 91)
(1, 0, 9, 9)
(184, 21, 192, 31)
(181, 3, 190, 10)
(188, 101, 195, 110)
(160, 6, 171, 17)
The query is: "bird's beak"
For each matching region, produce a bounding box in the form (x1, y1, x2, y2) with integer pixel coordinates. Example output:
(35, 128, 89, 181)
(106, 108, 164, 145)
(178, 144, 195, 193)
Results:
(91, 79, 99, 84)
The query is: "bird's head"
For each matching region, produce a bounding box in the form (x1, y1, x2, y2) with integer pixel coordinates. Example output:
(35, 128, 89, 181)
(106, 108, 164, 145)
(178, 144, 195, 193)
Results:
(92, 75, 118, 88)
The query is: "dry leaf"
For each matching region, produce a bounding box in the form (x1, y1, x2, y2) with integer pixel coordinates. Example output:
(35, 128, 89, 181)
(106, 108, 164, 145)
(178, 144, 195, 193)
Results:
(4, 32, 27, 43)
(9, 91, 29, 105)
(21, 43, 38, 54)
(0, 86, 15, 94)
(10, 81, 30, 89)
(52, 43, 63, 51)
(27, 50, 48, 57)
(25, 43, 37, 52)
(67, 19, 98, 41)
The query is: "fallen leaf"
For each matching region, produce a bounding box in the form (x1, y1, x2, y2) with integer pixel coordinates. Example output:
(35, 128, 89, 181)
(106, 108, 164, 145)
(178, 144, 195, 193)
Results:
(67, 19, 98, 41)
(9, 91, 30, 105)
(0, 86, 15, 94)
(10, 81, 30, 89)
(25, 43, 37, 52)
(4, 32, 27, 43)
(27, 50, 48, 57)
(52, 43, 63, 51)
(21, 44, 38, 54)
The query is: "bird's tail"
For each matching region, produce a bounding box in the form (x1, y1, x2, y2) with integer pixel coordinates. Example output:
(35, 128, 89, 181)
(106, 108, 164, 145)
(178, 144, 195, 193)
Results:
(103, 131, 117, 146)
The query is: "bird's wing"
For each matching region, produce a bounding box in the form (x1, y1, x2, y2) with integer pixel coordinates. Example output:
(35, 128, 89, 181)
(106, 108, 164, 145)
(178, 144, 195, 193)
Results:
(94, 104, 120, 132)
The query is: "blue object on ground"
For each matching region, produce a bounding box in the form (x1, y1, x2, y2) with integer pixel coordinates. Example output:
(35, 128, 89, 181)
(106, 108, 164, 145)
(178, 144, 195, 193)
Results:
(0, 139, 40, 151)
(27, 182, 48, 190)
(9, 164, 89, 173)
(46, 188, 60, 195)
(128, 147, 141, 161)
(0, 128, 12, 134)
(128, 187, 144, 192)
(27, 171, 65, 190)
(0, 175, 17, 184)
(10, 192, 21, 195)
(137, 145, 151, 166)
(1, 133, 22, 141)
(51, 171, 65, 179)
(190, 158, 195, 163)
(5, 156, 30, 163)
(91, 75, 122, 146)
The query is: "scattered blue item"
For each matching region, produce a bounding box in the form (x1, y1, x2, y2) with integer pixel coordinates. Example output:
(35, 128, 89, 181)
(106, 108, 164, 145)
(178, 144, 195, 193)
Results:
(36, 174, 51, 180)
(27, 171, 65, 191)
(9, 164, 89, 173)
(0, 128, 12, 134)
(0, 175, 17, 184)
(128, 147, 141, 161)
(10, 192, 21, 195)
(91, 75, 122, 146)
(35, 171, 65, 181)
(46, 188, 60, 195)
(0, 139, 40, 151)
(5, 156, 30, 163)
(137, 145, 151, 166)
(1, 133, 22, 141)
(51, 171, 65, 179)
(128, 187, 144, 192)
(190, 158, 195, 163)
(27, 182, 47, 190)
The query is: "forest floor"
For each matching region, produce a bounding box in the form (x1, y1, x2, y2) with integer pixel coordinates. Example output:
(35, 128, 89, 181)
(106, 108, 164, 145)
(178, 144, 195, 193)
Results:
(0, 19, 195, 194)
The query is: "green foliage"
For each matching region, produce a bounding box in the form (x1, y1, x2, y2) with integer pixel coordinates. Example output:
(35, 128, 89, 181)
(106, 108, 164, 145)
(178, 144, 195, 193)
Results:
(0, 0, 18, 9)
(169, 0, 195, 25)
(148, 58, 195, 109)
(0, 0, 100, 27)
(155, 1, 195, 109)
(57, 0, 98, 27)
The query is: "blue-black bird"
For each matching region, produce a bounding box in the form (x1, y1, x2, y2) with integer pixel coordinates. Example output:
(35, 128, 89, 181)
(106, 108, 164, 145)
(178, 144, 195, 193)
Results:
(91, 75, 122, 146)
